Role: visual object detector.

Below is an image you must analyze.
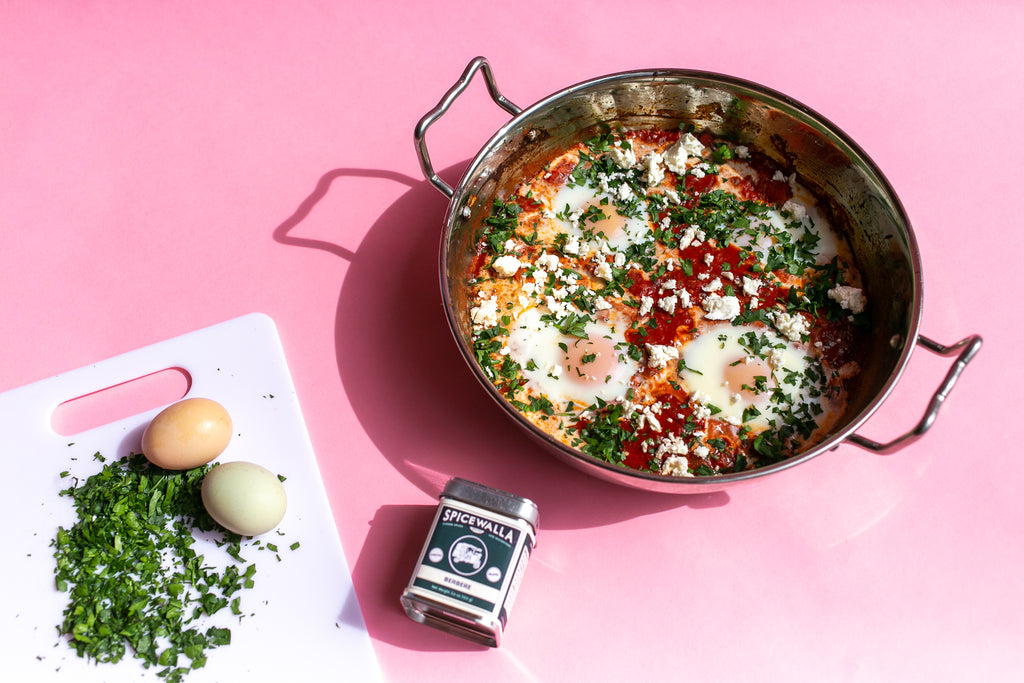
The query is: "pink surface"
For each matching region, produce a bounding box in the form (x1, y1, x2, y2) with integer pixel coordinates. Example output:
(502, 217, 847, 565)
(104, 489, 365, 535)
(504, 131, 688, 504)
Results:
(2, 2, 1019, 681)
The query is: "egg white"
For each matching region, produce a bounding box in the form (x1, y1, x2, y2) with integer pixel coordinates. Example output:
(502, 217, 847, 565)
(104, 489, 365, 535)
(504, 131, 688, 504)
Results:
(735, 197, 838, 268)
(506, 307, 638, 409)
(552, 182, 652, 253)
(678, 323, 825, 432)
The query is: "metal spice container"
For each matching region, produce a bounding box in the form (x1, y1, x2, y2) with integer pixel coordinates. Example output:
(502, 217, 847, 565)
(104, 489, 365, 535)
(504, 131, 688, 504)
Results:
(401, 478, 539, 647)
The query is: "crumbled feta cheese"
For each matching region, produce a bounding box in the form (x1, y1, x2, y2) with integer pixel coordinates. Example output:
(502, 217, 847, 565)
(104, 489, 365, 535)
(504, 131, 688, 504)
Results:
(536, 253, 560, 271)
(544, 295, 573, 317)
(614, 183, 634, 202)
(782, 199, 807, 220)
(503, 239, 517, 252)
(736, 145, 750, 159)
(657, 435, 689, 459)
(491, 254, 522, 277)
(662, 142, 688, 175)
(680, 132, 705, 158)
(641, 152, 665, 186)
(703, 294, 741, 321)
(595, 175, 616, 198)
(658, 295, 677, 314)
(608, 143, 636, 168)
(676, 289, 691, 308)
(470, 295, 500, 328)
(690, 391, 713, 421)
(662, 133, 705, 174)
(646, 343, 679, 369)
(594, 260, 614, 282)
(637, 404, 663, 432)
(562, 234, 581, 256)
(660, 454, 691, 477)
(702, 278, 723, 293)
(827, 285, 867, 314)
(678, 226, 698, 250)
(767, 348, 784, 369)
(594, 296, 613, 311)
(661, 279, 677, 292)
(659, 450, 692, 479)
(638, 295, 655, 316)
(613, 251, 626, 267)
(771, 310, 810, 342)
(704, 253, 715, 266)
(742, 276, 761, 296)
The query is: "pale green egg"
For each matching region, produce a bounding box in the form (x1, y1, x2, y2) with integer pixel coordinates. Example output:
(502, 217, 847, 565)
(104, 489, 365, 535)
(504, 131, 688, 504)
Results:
(201, 461, 286, 536)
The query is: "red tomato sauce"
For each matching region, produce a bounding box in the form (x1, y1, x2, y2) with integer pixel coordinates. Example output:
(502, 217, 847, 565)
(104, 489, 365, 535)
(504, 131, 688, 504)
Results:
(633, 128, 680, 146)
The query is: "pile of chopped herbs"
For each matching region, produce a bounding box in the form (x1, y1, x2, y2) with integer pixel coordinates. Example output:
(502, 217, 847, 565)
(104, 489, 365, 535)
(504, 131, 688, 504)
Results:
(51, 452, 265, 682)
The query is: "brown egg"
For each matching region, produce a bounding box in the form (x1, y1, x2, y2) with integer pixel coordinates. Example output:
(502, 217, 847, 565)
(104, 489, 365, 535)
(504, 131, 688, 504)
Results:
(141, 398, 232, 470)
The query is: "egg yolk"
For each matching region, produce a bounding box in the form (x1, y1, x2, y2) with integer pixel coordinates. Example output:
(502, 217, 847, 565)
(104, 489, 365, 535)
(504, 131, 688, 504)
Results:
(578, 198, 628, 241)
(723, 356, 770, 404)
(562, 335, 619, 386)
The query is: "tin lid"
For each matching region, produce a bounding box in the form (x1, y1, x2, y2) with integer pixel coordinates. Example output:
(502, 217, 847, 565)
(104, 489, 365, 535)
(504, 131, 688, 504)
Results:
(443, 478, 540, 530)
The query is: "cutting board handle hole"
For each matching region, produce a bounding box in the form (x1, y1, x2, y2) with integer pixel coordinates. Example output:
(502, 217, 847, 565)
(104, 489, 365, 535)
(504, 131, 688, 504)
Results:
(51, 367, 192, 436)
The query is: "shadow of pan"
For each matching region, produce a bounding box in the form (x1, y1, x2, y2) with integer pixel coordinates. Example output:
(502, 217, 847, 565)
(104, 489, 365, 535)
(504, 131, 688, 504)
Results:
(273, 164, 729, 532)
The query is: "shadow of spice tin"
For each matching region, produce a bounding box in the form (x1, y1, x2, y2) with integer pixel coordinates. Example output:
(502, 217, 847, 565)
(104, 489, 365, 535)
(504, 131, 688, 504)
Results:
(401, 478, 539, 647)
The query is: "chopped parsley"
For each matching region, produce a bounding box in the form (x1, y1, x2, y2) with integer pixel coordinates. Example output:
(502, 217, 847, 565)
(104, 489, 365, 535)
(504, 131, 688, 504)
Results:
(575, 403, 631, 466)
(51, 453, 282, 682)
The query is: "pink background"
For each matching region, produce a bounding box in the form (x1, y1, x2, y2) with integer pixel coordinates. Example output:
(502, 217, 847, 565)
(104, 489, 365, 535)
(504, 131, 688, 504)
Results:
(2, 2, 1020, 681)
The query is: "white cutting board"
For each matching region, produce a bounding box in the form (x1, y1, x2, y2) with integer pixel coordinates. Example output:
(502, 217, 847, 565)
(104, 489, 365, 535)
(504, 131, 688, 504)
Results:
(0, 313, 382, 682)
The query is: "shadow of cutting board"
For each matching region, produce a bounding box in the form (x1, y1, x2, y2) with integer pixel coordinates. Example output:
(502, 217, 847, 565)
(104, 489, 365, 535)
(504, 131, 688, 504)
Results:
(1, 313, 382, 681)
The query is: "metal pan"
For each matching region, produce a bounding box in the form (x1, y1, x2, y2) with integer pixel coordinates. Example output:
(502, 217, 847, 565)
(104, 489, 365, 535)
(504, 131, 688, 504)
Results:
(416, 56, 982, 493)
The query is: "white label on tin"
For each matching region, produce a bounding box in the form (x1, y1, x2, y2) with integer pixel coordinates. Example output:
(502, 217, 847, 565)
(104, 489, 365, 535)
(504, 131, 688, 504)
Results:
(415, 564, 503, 605)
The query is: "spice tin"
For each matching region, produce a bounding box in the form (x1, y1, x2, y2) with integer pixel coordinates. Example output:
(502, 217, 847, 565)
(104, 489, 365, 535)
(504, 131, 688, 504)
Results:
(401, 478, 539, 647)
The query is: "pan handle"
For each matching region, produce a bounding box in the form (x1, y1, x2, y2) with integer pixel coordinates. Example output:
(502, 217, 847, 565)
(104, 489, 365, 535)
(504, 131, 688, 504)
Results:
(845, 333, 983, 454)
(414, 56, 522, 199)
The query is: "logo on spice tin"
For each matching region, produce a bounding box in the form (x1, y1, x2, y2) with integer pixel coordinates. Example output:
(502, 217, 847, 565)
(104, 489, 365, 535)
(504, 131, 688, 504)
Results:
(448, 535, 488, 577)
